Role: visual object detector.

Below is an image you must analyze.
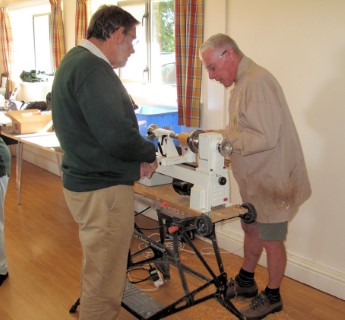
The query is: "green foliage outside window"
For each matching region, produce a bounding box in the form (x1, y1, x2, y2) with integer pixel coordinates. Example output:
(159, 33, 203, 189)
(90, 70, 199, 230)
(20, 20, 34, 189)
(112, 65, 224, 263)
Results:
(153, 0, 174, 53)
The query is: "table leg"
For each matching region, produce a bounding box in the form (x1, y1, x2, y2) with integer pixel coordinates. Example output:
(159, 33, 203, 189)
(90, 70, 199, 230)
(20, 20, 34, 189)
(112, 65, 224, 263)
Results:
(15, 141, 23, 205)
(55, 153, 63, 178)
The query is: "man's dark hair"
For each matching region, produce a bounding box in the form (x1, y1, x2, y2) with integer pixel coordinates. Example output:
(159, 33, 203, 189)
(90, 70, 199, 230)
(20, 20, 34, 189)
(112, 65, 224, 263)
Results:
(87, 5, 139, 40)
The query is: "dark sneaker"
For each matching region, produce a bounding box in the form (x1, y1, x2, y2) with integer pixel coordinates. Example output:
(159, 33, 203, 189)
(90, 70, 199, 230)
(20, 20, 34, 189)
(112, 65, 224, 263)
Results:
(225, 277, 258, 299)
(241, 291, 283, 320)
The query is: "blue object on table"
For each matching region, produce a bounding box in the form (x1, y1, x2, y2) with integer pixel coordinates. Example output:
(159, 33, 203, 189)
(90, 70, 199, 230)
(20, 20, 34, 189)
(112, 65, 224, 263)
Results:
(135, 106, 180, 136)
(135, 106, 198, 151)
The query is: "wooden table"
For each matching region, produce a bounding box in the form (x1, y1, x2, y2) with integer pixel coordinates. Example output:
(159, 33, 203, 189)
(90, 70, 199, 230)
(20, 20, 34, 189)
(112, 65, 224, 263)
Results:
(0, 131, 62, 204)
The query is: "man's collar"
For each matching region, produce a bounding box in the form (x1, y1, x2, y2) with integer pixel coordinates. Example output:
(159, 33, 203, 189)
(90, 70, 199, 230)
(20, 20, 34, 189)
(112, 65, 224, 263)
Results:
(79, 39, 111, 65)
(235, 56, 254, 82)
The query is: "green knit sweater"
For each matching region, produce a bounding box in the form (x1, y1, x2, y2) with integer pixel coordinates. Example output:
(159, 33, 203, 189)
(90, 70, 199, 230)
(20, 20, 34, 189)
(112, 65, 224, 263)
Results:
(52, 46, 156, 192)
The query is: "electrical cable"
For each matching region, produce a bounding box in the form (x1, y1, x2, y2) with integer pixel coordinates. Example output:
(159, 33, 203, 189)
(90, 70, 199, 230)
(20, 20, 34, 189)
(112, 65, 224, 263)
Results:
(135, 206, 151, 216)
(213, 215, 240, 225)
(126, 266, 151, 284)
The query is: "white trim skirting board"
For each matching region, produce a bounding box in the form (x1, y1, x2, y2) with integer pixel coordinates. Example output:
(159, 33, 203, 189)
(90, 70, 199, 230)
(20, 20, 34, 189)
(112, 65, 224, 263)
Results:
(215, 228, 345, 301)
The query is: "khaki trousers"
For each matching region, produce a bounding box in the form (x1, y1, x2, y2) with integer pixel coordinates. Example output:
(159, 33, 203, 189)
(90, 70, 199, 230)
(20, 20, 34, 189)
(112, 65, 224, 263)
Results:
(64, 185, 134, 320)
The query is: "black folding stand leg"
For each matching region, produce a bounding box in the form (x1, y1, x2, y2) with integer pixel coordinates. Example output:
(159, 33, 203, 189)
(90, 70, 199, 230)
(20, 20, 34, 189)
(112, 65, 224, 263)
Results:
(178, 220, 245, 320)
(69, 298, 80, 313)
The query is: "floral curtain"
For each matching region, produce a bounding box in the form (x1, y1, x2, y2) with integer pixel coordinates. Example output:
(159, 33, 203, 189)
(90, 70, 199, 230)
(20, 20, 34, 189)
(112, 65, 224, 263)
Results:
(175, 0, 204, 128)
(75, 0, 89, 46)
(0, 7, 13, 97)
(49, 0, 66, 72)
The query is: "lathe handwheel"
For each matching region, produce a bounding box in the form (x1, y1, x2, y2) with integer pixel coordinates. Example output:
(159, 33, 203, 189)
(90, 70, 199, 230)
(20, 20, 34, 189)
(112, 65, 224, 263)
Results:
(239, 203, 257, 224)
(195, 215, 213, 237)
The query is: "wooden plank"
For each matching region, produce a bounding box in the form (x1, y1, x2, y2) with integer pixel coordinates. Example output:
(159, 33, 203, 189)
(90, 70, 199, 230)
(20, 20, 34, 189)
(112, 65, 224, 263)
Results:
(133, 182, 247, 222)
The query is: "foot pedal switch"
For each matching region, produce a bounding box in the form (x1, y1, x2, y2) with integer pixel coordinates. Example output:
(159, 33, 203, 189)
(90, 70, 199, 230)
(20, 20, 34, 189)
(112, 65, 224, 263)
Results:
(122, 282, 164, 319)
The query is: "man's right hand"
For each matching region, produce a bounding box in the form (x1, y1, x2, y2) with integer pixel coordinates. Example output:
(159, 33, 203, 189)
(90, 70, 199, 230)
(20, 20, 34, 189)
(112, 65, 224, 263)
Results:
(140, 159, 158, 179)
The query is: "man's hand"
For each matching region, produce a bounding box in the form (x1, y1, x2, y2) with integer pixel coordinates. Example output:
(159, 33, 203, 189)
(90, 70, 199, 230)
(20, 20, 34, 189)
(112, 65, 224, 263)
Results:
(140, 159, 158, 179)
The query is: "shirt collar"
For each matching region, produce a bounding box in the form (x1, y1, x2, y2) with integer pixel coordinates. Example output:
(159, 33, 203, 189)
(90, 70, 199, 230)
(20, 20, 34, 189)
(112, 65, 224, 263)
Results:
(79, 39, 111, 65)
(235, 56, 254, 82)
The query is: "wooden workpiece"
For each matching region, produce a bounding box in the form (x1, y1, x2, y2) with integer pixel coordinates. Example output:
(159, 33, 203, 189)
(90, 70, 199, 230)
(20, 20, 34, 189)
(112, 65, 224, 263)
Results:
(133, 182, 247, 223)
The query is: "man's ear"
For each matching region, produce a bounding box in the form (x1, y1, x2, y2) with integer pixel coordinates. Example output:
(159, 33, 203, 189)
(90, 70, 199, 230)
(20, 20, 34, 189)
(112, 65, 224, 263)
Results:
(113, 26, 125, 42)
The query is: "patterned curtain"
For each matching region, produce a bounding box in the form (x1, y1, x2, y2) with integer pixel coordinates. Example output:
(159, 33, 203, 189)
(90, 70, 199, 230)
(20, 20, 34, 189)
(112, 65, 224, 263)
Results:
(75, 0, 89, 46)
(175, 0, 204, 128)
(0, 7, 13, 97)
(49, 0, 66, 72)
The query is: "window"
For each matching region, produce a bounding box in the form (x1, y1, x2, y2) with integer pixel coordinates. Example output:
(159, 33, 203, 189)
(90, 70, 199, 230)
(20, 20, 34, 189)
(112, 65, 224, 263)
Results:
(33, 14, 53, 74)
(8, 1, 176, 106)
(9, 4, 53, 80)
(117, 1, 148, 83)
(150, 0, 175, 85)
(118, 0, 175, 86)
(91, 0, 177, 107)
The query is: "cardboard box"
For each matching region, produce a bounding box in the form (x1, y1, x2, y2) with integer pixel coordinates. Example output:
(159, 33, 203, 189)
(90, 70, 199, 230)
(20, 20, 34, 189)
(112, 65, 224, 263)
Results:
(6, 109, 52, 134)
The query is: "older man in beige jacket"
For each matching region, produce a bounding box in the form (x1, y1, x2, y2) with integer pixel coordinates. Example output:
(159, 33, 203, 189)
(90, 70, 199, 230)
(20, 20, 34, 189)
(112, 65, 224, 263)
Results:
(200, 34, 311, 320)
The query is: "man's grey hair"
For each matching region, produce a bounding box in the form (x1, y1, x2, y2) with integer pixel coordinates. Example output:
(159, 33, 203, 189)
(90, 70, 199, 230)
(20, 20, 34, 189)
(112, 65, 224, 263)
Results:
(199, 33, 242, 57)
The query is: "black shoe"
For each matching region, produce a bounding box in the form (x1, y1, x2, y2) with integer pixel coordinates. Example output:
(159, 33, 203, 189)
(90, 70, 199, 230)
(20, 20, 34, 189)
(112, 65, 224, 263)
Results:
(0, 273, 8, 286)
(241, 291, 283, 320)
(225, 276, 258, 299)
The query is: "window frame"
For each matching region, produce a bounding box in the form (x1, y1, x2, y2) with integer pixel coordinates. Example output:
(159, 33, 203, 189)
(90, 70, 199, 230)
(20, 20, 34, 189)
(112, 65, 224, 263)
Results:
(118, 0, 150, 84)
(33, 13, 53, 75)
(8, 3, 52, 81)
(116, 0, 177, 108)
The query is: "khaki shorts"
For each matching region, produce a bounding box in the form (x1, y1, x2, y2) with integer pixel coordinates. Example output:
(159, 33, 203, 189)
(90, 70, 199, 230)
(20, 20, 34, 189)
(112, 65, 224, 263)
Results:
(257, 221, 288, 241)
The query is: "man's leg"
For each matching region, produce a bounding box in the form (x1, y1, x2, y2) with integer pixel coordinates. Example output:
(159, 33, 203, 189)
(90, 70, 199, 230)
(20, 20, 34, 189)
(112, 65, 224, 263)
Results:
(242, 222, 263, 272)
(241, 223, 287, 319)
(226, 222, 262, 299)
(264, 240, 286, 288)
(64, 185, 134, 320)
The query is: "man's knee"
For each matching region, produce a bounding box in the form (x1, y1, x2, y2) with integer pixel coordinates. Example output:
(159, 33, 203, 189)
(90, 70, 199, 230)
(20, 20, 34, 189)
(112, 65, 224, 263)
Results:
(242, 221, 259, 235)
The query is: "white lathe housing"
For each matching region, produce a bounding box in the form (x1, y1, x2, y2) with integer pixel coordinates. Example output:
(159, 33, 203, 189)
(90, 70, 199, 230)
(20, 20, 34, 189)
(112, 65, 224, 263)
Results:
(141, 126, 233, 214)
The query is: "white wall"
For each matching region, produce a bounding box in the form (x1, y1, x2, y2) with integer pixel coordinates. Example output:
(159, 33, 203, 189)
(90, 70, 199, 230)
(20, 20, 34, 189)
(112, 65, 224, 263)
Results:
(201, 0, 345, 300)
(13, 0, 345, 300)
(62, 0, 76, 50)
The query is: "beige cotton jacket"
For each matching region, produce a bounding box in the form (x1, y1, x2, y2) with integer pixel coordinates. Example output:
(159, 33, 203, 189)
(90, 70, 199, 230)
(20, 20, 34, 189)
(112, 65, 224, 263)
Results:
(223, 56, 311, 223)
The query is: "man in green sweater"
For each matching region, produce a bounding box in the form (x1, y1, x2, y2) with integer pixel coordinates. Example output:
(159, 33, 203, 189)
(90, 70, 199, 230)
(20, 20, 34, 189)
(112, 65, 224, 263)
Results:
(0, 137, 11, 286)
(52, 5, 157, 320)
